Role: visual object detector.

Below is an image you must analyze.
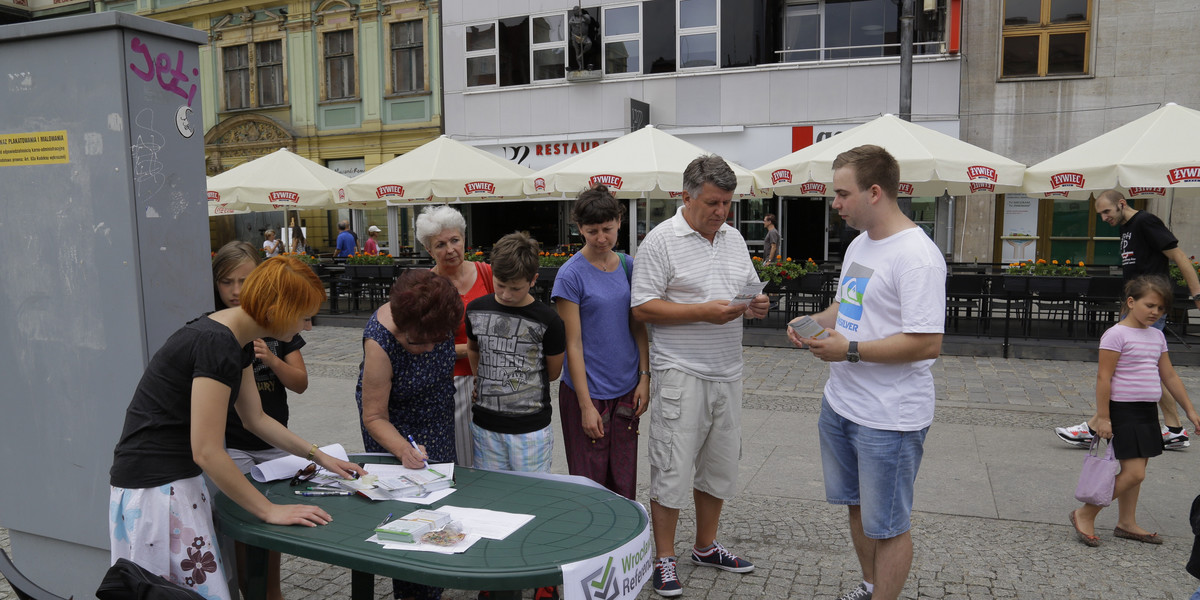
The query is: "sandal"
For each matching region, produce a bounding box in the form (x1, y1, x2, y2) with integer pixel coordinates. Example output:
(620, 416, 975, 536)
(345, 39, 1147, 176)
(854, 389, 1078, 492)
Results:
(1070, 510, 1100, 547)
(1114, 526, 1163, 544)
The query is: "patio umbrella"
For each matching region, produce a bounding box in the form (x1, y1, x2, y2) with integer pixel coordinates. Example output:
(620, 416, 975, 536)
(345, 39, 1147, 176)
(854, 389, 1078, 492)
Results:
(339, 135, 540, 207)
(753, 114, 1026, 197)
(207, 148, 348, 211)
(206, 176, 248, 216)
(525, 125, 762, 198)
(1023, 102, 1200, 200)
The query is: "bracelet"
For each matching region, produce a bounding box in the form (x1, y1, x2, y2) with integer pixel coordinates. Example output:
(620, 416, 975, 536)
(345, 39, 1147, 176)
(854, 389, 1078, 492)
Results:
(306, 443, 318, 461)
(638, 370, 651, 378)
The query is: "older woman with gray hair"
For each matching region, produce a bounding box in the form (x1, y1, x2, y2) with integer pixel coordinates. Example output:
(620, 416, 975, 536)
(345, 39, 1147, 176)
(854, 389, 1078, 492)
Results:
(416, 205, 492, 467)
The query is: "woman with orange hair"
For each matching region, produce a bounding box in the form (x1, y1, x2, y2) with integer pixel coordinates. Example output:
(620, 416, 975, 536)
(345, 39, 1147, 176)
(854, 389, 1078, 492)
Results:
(109, 256, 366, 600)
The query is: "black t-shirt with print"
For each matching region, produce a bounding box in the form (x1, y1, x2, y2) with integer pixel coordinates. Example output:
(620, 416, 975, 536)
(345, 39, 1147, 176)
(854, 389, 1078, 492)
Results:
(465, 295, 566, 434)
(1120, 210, 1179, 281)
(225, 334, 306, 451)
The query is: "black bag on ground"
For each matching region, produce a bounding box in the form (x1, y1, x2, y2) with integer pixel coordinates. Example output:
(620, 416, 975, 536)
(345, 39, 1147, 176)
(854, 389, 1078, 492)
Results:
(96, 559, 206, 600)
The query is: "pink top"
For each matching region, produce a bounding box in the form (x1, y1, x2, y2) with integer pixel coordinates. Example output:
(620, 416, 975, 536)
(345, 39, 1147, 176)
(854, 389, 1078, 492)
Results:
(1099, 323, 1168, 402)
(364, 237, 379, 255)
(448, 261, 493, 377)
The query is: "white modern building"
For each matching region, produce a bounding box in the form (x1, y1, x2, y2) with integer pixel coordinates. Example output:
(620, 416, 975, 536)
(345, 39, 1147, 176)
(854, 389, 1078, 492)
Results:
(441, 0, 964, 259)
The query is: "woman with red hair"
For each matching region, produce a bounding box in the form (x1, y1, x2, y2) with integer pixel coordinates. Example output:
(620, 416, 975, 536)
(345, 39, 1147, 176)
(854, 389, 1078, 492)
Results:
(109, 256, 366, 600)
(356, 268, 463, 600)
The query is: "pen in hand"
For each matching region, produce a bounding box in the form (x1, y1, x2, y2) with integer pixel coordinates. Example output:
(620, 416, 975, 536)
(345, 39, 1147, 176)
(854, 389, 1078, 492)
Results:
(407, 434, 428, 467)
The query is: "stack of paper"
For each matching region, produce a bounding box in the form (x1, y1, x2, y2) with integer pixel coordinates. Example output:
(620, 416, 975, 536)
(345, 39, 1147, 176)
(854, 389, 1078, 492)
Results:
(342, 463, 456, 503)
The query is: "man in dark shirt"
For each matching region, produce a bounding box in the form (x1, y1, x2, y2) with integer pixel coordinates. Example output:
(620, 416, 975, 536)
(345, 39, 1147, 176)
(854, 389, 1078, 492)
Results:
(1055, 189, 1200, 449)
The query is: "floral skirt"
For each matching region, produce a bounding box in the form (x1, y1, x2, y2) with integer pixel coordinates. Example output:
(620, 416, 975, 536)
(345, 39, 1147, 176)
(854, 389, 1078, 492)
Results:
(109, 475, 230, 600)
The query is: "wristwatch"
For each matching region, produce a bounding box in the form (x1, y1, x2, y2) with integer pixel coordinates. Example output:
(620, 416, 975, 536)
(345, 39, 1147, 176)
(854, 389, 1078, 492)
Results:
(846, 341, 861, 363)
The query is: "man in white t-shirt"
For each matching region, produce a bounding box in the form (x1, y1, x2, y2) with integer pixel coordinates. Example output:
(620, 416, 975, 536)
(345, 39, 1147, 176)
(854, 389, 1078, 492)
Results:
(631, 155, 769, 597)
(787, 145, 945, 600)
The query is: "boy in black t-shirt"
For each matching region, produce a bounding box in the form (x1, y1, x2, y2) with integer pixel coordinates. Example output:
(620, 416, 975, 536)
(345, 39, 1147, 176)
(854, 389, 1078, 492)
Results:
(466, 231, 566, 600)
(465, 231, 566, 472)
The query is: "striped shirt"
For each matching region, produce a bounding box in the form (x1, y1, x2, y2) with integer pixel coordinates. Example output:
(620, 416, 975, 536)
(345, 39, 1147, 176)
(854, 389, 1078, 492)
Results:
(1100, 323, 1168, 402)
(631, 206, 759, 382)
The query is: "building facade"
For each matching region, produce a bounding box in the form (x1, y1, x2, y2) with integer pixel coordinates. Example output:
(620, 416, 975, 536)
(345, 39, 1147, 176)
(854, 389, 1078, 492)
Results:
(442, 0, 963, 260)
(96, 0, 444, 253)
(960, 1, 1200, 266)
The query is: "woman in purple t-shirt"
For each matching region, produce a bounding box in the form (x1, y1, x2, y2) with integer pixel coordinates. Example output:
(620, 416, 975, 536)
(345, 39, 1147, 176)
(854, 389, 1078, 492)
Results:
(1071, 275, 1200, 547)
(551, 185, 650, 499)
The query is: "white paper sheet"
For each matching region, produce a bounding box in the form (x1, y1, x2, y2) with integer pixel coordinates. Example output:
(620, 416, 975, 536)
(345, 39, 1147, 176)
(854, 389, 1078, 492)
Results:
(434, 506, 535, 540)
(250, 443, 349, 483)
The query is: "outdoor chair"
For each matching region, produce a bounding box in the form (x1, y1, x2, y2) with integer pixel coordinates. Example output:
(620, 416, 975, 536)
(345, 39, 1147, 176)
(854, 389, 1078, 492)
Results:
(0, 548, 70, 600)
(945, 274, 989, 334)
(1082, 277, 1125, 337)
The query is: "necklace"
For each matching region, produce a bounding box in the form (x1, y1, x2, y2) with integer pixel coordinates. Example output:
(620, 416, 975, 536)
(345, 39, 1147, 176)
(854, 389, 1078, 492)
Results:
(585, 250, 615, 272)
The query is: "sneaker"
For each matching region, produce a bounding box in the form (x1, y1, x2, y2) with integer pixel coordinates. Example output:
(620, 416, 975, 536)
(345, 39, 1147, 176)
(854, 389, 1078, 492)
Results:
(1163, 426, 1191, 450)
(690, 541, 755, 573)
(476, 593, 491, 600)
(652, 557, 683, 597)
(533, 586, 560, 600)
(836, 582, 873, 600)
(1055, 421, 1094, 447)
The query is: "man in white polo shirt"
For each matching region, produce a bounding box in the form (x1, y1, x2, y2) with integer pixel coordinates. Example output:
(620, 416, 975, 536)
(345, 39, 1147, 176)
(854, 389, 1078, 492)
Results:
(631, 154, 769, 597)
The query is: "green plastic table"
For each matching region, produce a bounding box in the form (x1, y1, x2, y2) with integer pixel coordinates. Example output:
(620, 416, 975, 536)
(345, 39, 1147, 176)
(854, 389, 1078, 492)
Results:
(214, 458, 647, 600)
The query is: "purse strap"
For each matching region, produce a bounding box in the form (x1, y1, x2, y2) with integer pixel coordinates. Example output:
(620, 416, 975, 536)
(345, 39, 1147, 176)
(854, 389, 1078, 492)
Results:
(1087, 435, 1114, 458)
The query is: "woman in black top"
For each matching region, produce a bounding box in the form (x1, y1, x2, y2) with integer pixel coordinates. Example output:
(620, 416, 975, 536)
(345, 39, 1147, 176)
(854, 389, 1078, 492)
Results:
(109, 256, 365, 600)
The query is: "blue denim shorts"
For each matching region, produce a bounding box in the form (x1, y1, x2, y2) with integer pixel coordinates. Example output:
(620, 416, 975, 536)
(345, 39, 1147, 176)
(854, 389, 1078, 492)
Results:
(818, 397, 929, 539)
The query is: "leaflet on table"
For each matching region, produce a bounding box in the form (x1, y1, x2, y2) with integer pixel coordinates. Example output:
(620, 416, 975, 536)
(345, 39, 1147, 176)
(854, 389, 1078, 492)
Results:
(340, 463, 455, 501)
(367, 532, 481, 554)
(728, 280, 767, 307)
(250, 444, 350, 483)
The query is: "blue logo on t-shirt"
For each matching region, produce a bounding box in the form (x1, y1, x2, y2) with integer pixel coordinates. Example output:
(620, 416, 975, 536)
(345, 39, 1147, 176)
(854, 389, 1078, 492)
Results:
(837, 263, 874, 321)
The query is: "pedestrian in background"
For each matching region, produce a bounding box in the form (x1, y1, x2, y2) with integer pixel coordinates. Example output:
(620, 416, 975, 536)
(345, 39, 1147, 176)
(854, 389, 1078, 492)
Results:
(1070, 275, 1200, 548)
(365, 225, 381, 255)
(763, 213, 780, 260)
(1056, 190, 1200, 450)
(789, 145, 945, 600)
(553, 185, 649, 499)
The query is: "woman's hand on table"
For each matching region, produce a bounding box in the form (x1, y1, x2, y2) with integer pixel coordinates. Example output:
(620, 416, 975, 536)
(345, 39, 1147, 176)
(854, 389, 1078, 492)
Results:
(315, 453, 369, 480)
(263, 503, 333, 527)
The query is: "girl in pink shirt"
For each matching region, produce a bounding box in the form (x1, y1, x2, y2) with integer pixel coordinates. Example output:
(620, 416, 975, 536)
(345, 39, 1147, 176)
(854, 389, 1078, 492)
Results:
(1071, 275, 1200, 547)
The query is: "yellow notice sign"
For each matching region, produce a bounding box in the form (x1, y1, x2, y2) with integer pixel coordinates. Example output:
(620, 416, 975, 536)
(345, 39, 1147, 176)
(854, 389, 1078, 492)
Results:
(0, 130, 70, 166)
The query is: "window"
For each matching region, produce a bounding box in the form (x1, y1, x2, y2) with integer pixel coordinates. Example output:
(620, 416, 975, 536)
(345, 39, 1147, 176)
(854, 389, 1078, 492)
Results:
(223, 45, 249, 110)
(678, 0, 717, 68)
(465, 23, 497, 87)
(603, 5, 640, 74)
(391, 21, 425, 94)
(324, 30, 356, 99)
(222, 41, 285, 110)
(532, 14, 566, 81)
(779, 0, 946, 63)
(782, 1, 820, 62)
(1001, 0, 1090, 78)
(256, 40, 283, 106)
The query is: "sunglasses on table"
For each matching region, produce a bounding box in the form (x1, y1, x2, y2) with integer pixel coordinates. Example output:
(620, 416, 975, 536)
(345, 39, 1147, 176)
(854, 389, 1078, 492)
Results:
(290, 463, 318, 486)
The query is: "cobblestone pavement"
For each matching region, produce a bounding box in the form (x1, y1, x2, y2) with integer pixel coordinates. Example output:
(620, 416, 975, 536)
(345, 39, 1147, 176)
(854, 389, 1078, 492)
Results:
(5, 326, 1200, 600)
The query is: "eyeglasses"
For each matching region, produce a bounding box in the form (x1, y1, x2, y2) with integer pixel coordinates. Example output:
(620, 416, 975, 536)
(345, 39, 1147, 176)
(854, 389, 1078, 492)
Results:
(290, 463, 317, 486)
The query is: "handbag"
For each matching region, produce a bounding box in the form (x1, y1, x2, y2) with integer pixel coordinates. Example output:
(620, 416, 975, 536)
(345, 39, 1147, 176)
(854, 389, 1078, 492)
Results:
(96, 558, 206, 600)
(1074, 436, 1120, 507)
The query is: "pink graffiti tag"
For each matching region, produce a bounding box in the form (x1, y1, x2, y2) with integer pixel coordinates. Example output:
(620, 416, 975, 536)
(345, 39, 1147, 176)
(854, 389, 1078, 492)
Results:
(129, 37, 199, 107)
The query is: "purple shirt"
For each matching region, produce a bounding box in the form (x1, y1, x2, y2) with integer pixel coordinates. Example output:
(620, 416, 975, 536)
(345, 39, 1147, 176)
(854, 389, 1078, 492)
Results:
(551, 252, 639, 399)
(1100, 323, 1168, 402)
